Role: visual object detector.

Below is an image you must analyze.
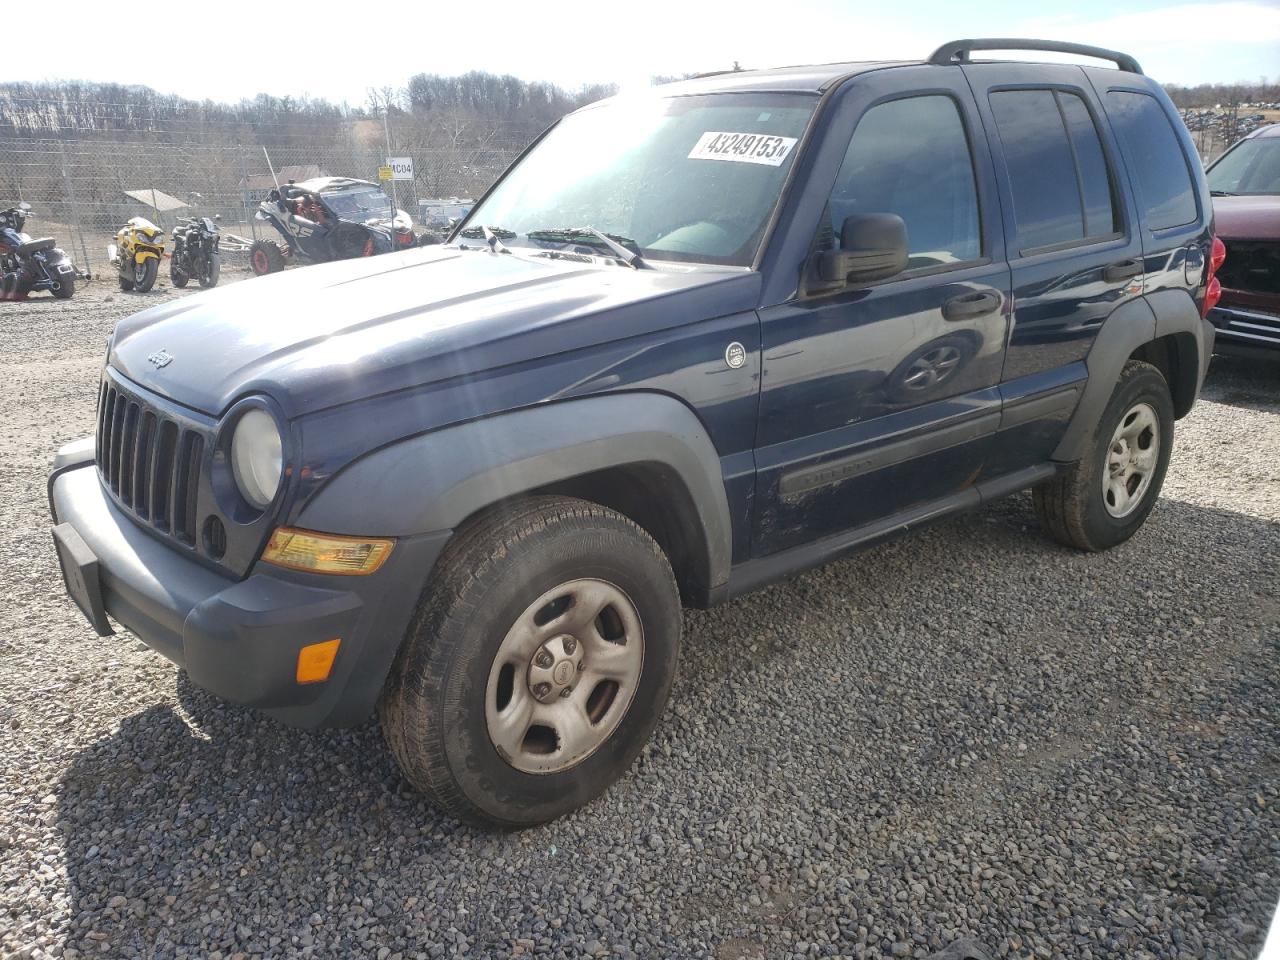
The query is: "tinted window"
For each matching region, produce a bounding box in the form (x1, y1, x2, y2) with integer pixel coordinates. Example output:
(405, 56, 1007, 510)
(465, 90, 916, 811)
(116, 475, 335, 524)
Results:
(1105, 91, 1198, 229)
(1059, 94, 1118, 237)
(990, 89, 1117, 251)
(827, 95, 981, 267)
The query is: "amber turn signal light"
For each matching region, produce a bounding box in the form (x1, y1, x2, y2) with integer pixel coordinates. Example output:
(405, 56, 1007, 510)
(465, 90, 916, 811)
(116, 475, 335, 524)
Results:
(261, 527, 394, 575)
(297, 638, 341, 684)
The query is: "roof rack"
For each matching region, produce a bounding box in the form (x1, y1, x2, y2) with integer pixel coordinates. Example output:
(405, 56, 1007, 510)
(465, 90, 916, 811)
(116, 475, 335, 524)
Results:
(928, 38, 1143, 75)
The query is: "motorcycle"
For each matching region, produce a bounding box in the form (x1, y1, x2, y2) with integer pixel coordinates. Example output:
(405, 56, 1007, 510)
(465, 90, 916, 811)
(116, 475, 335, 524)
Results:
(0, 202, 77, 300)
(170, 214, 221, 289)
(109, 217, 165, 292)
(250, 176, 415, 275)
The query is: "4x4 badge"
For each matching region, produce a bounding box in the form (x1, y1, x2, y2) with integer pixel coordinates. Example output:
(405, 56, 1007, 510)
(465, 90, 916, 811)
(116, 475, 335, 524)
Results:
(146, 349, 173, 368)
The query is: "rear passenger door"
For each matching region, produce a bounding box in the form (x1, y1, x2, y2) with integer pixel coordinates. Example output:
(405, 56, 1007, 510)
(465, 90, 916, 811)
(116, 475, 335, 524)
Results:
(962, 64, 1146, 473)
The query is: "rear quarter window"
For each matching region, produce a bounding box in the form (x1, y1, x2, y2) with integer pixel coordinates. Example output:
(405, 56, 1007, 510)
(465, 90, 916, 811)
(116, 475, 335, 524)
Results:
(1104, 90, 1198, 230)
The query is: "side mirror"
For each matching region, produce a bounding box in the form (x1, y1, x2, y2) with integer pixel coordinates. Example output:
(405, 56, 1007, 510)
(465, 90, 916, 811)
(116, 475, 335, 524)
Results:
(817, 213, 909, 286)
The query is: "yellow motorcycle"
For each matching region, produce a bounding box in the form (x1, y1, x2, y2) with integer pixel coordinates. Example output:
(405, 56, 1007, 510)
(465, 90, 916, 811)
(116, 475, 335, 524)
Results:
(110, 217, 165, 292)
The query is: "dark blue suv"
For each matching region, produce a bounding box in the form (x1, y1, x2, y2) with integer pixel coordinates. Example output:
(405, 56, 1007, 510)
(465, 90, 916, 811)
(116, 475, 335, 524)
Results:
(49, 40, 1222, 825)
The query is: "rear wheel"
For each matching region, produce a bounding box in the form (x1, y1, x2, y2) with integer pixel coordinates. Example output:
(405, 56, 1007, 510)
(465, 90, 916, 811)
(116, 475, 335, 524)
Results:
(379, 496, 682, 826)
(133, 258, 158, 293)
(249, 240, 284, 276)
(1034, 360, 1174, 551)
(50, 271, 74, 299)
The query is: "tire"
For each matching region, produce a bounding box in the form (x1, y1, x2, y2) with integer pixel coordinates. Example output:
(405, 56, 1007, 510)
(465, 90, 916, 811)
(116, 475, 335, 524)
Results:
(379, 495, 682, 826)
(249, 240, 284, 276)
(199, 254, 220, 288)
(51, 272, 74, 299)
(1034, 360, 1174, 552)
(134, 258, 158, 293)
(169, 255, 189, 288)
(118, 272, 134, 291)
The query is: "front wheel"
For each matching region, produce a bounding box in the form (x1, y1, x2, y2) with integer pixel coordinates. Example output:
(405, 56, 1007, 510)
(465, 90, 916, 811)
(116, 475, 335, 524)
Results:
(379, 496, 682, 826)
(133, 258, 158, 293)
(199, 253, 220, 288)
(1034, 360, 1174, 551)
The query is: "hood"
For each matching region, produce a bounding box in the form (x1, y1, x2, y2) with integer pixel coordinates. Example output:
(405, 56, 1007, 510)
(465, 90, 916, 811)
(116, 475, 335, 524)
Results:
(1212, 194, 1280, 241)
(109, 247, 759, 418)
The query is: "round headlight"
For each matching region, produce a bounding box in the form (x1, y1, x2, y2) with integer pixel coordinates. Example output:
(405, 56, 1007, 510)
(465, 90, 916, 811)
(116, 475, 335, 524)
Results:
(230, 409, 283, 509)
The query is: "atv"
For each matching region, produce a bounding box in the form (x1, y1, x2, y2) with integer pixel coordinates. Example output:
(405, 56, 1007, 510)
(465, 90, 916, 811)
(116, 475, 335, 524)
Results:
(249, 177, 416, 276)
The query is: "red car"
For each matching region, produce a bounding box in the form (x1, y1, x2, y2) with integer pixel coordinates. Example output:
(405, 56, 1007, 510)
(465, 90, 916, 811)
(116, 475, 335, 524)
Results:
(1206, 123, 1280, 358)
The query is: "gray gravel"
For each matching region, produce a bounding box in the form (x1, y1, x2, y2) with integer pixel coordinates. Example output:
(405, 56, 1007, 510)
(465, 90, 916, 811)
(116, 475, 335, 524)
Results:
(2, 276, 1278, 960)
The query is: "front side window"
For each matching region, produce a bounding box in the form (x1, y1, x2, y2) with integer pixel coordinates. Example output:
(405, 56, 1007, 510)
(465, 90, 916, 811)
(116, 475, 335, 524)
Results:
(990, 89, 1118, 252)
(1207, 137, 1280, 196)
(1104, 90, 1198, 230)
(824, 95, 982, 268)
(460, 92, 817, 267)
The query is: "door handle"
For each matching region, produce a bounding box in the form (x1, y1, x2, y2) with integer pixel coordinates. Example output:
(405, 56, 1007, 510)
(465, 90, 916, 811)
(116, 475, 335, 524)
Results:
(942, 289, 1002, 322)
(1103, 258, 1143, 283)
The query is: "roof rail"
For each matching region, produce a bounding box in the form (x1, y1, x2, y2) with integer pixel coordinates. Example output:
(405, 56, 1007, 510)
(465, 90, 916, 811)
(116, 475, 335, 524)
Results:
(928, 38, 1143, 75)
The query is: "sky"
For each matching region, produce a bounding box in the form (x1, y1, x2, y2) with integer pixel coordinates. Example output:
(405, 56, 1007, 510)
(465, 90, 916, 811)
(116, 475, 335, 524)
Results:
(9, 0, 1279, 103)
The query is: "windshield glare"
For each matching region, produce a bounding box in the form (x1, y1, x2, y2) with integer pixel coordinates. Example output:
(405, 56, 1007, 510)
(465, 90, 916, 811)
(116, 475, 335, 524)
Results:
(1207, 138, 1280, 195)
(462, 92, 817, 266)
(327, 187, 394, 220)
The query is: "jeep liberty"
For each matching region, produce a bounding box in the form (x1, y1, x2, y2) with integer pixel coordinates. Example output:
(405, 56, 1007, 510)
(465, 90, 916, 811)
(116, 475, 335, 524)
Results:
(50, 40, 1221, 825)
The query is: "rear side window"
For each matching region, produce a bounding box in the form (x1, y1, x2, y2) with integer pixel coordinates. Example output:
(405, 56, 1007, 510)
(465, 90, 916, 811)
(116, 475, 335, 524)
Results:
(989, 89, 1118, 252)
(827, 95, 981, 268)
(1104, 90, 1198, 230)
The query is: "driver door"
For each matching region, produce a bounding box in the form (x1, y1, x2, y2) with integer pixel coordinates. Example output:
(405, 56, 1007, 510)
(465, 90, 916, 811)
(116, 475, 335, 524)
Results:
(752, 67, 1011, 556)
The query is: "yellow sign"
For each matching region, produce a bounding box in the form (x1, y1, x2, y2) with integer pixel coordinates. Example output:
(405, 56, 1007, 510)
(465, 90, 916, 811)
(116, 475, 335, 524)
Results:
(377, 165, 393, 181)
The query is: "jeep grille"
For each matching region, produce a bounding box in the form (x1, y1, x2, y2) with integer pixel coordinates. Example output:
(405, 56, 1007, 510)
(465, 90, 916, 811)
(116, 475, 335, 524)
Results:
(95, 377, 205, 545)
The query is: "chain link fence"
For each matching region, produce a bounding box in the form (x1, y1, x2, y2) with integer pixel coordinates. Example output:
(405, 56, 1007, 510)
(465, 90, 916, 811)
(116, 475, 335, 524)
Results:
(4, 97, 1268, 279)
(0, 119, 525, 277)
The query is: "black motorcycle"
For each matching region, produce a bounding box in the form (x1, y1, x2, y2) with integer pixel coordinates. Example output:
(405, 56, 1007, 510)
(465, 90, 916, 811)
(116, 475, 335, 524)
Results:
(169, 215, 221, 289)
(0, 202, 76, 300)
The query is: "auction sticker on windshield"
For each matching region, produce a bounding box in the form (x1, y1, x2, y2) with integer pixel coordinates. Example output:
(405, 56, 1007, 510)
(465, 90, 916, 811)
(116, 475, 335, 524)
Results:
(688, 131, 798, 167)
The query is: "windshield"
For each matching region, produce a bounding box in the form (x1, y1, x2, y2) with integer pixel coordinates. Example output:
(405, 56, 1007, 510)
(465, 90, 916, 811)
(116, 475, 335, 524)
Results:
(1207, 137, 1280, 195)
(460, 92, 817, 266)
(325, 187, 394, 221)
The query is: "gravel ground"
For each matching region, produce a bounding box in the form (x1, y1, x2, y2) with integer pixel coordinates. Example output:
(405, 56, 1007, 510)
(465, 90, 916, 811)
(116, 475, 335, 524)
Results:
(1, 277, 1277, 960)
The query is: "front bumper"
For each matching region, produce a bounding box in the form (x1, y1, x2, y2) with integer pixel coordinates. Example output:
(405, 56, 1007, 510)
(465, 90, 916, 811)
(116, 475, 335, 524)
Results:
(1209, 304, 1280, 359)
(49, 442, 448, 728)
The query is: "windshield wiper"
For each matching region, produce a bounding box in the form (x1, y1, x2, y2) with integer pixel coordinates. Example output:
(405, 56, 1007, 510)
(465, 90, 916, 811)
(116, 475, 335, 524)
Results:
(1210, 190, 1236, 197)
(526, 227, 650, 269)
(459, 224, 516, 254)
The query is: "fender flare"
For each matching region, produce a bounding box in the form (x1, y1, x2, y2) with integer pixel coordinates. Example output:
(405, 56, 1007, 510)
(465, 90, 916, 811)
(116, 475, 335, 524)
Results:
(297, 392, 734, 592)
(1052, 291, 1210, 462)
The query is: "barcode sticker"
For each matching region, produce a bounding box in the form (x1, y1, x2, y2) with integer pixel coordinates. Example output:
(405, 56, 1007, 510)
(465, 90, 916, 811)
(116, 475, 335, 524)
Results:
(687, 131, 798, 167)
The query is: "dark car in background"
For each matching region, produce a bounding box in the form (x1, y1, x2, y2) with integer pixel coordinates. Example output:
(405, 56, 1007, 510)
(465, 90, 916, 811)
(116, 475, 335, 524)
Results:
(1206, 123, 1280, 358)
